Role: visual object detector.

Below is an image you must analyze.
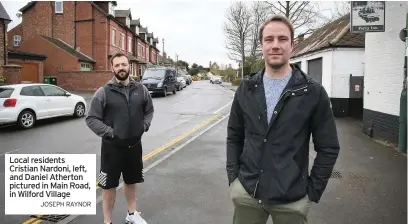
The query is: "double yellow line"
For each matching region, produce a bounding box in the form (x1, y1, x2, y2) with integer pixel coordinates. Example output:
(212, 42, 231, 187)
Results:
(23, 114, 220, 224)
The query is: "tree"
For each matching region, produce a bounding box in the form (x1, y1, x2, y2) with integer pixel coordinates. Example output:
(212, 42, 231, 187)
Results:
(249, 1, 269, 58)
(224, 2, 253, 68)
(176, 60, 189, 70)
(263, 1, 348, 37)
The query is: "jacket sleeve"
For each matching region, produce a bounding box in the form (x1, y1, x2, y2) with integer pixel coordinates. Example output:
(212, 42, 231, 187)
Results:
(226, 83, 245, 185)
(142, 85, 154, 132)
(85, 87, 114, 138)
(308, 85, 340, 203)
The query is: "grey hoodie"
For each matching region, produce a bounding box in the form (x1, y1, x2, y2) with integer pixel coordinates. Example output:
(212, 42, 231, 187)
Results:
(85, 77, 154, 141)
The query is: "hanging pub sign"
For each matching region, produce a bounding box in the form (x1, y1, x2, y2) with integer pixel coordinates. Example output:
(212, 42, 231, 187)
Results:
(350, 1, 385, 33)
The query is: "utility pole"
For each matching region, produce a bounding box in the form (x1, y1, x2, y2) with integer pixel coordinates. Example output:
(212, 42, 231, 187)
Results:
(175, 53, 178, 73)
(162, 38, 164, 66)
(398, 13, 407, 153)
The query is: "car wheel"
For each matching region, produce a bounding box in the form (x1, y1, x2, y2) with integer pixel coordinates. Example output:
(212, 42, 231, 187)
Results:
(173, 87, 176, 94)
(17, 110, 36, 129)
(74, 103, 85, 117)
(163, 88, 167, 97)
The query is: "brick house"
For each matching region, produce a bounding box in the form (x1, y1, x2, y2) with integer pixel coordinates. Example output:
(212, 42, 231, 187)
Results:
(0, 2, 46, 85)
(7, 1, 161, 90)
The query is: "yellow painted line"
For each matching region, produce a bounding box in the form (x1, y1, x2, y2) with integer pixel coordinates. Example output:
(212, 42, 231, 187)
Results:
(96, 113, 220, 190)
(22, 114, 221, 223)
(22, 215, 42, 224)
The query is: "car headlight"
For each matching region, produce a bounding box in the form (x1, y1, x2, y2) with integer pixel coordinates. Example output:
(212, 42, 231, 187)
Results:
(157, 82, 163, 87)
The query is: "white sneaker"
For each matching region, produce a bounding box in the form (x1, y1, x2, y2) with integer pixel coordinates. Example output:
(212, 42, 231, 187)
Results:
(125, 211, 148, 224)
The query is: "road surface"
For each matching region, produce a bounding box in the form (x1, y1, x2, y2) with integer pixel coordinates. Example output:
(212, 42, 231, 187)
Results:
(0, 80, 234, 224)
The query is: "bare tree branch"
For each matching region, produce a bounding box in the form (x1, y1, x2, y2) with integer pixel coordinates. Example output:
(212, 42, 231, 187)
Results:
(264, 1, 334, 36)
(249, 1, 268, 58)
(223, 2, 253, 65)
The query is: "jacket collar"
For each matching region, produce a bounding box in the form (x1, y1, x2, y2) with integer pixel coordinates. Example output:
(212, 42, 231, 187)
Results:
(247, 63, 311, 92)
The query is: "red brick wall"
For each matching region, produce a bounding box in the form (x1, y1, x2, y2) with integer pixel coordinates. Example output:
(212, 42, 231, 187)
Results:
(0, 21, 7, 76)
(75, 2, 93, 59)
(57, 70, 112, 91)
(53, 1, 75, 47)
(8, 59, 44, 83)
(18, 35, 79, 77)
(22, 2, 52, 43)
(94, 7, 108, 70)
(7, 24, 22, 50)
(2, 65, 22, 84)
(109, 19, 126, 56)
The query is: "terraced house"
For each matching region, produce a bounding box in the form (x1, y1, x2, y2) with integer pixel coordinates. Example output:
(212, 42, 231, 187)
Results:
(7, 1, 161, 90)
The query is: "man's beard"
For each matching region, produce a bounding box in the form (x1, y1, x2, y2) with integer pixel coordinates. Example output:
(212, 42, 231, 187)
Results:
(267, 61, 286, 70)
(114, 69, 130, 81)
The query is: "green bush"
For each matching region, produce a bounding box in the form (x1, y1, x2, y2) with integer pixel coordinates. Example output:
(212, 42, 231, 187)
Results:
(231, 78, 241, 86)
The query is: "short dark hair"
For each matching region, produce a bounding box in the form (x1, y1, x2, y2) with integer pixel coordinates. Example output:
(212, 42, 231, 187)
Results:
(259, 14, 294, 43)
(110, 52, 129, 65)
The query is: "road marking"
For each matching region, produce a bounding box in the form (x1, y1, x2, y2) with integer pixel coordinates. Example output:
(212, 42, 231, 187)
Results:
(22, 215, 42, 224)
(170, 91, 200, 107)
(22, 94, 227, 224)
(213, 100, 233, 114)
(95, 113, 221, 190)
(59, 114, 232, 224)
(1, 148, 22, 156)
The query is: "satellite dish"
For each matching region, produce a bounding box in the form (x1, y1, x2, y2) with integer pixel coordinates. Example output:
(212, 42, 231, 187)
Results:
(16, 12, 22, 18)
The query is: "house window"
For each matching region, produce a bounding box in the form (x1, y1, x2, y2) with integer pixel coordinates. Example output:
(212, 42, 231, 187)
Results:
(13, 35, 21, 46)
(139, 65, 143, 76)
(108, 2, 115, 16)
(138, 43, 142, 57)
(128, 36, 132, 53)
(112, 29, 116, 46)
(55, 1, 63, 13)
(126, 17, 130, 27)
(80, 63, 93, 71)
(147, 48, 149, 61)
(121, 33, 125, 50)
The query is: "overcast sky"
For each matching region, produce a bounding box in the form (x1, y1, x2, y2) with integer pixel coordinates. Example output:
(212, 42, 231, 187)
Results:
(3, 1, 337, 69)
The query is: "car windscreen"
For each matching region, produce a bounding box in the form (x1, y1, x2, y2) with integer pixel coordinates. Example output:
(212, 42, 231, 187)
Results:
(0, 87, 14, 98)
(142, 69, 166, 79)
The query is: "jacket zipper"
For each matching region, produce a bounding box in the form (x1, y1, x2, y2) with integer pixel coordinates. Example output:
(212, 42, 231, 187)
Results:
(252, 180, 259, 198)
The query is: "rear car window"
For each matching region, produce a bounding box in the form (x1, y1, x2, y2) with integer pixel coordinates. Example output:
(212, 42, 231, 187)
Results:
(0, 88, 14, 98)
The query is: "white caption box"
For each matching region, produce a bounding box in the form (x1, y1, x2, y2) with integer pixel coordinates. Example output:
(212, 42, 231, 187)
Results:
(5, 154, 96, 215)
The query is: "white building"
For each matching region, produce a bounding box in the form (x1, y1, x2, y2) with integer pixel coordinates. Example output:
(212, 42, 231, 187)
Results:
(362, 1, 407, 145)
(291, 14, 365, 118)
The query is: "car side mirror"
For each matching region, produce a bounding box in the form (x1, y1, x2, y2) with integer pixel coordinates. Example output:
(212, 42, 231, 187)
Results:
(65, 92, 71, 97)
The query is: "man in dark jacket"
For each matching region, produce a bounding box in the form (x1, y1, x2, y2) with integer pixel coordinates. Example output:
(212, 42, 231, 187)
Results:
(86, 52, 154, 224)
(226, 15, 340, 224)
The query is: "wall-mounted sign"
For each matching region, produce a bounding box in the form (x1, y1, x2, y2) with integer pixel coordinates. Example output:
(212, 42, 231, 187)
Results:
(355, 85, 360, 92)
(350, 1, 385, 33)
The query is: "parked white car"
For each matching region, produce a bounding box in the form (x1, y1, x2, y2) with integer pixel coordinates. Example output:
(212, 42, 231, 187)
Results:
(176, 76, 186, 90)
(0, 83, 87, 129)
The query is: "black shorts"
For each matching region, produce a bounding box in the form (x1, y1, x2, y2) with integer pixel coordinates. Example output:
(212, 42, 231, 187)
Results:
(98, 138, 144, 189)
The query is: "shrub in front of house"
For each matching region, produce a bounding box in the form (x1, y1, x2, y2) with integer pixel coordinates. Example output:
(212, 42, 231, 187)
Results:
(231, 78, 241, 86)
(0, 75, 7, 85)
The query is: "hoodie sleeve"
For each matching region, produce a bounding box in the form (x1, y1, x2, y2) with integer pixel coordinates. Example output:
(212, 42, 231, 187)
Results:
(142, 85, 154, 132)
(85, 87, 114, 138)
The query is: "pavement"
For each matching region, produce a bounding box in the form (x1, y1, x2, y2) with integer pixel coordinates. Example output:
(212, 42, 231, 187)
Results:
(0, 81, 235, 224)
(1, 80, 406, 224)
(68, 115, 407, 224)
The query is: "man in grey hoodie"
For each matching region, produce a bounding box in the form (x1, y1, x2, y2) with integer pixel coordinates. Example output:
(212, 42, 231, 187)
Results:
(86, 52, 154, 224)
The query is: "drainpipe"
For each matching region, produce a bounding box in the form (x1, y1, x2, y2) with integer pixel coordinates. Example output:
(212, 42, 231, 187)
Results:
(3, 21, 6, 65)
(398, 13, 407, 154)
(74, 1, 76, 49)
